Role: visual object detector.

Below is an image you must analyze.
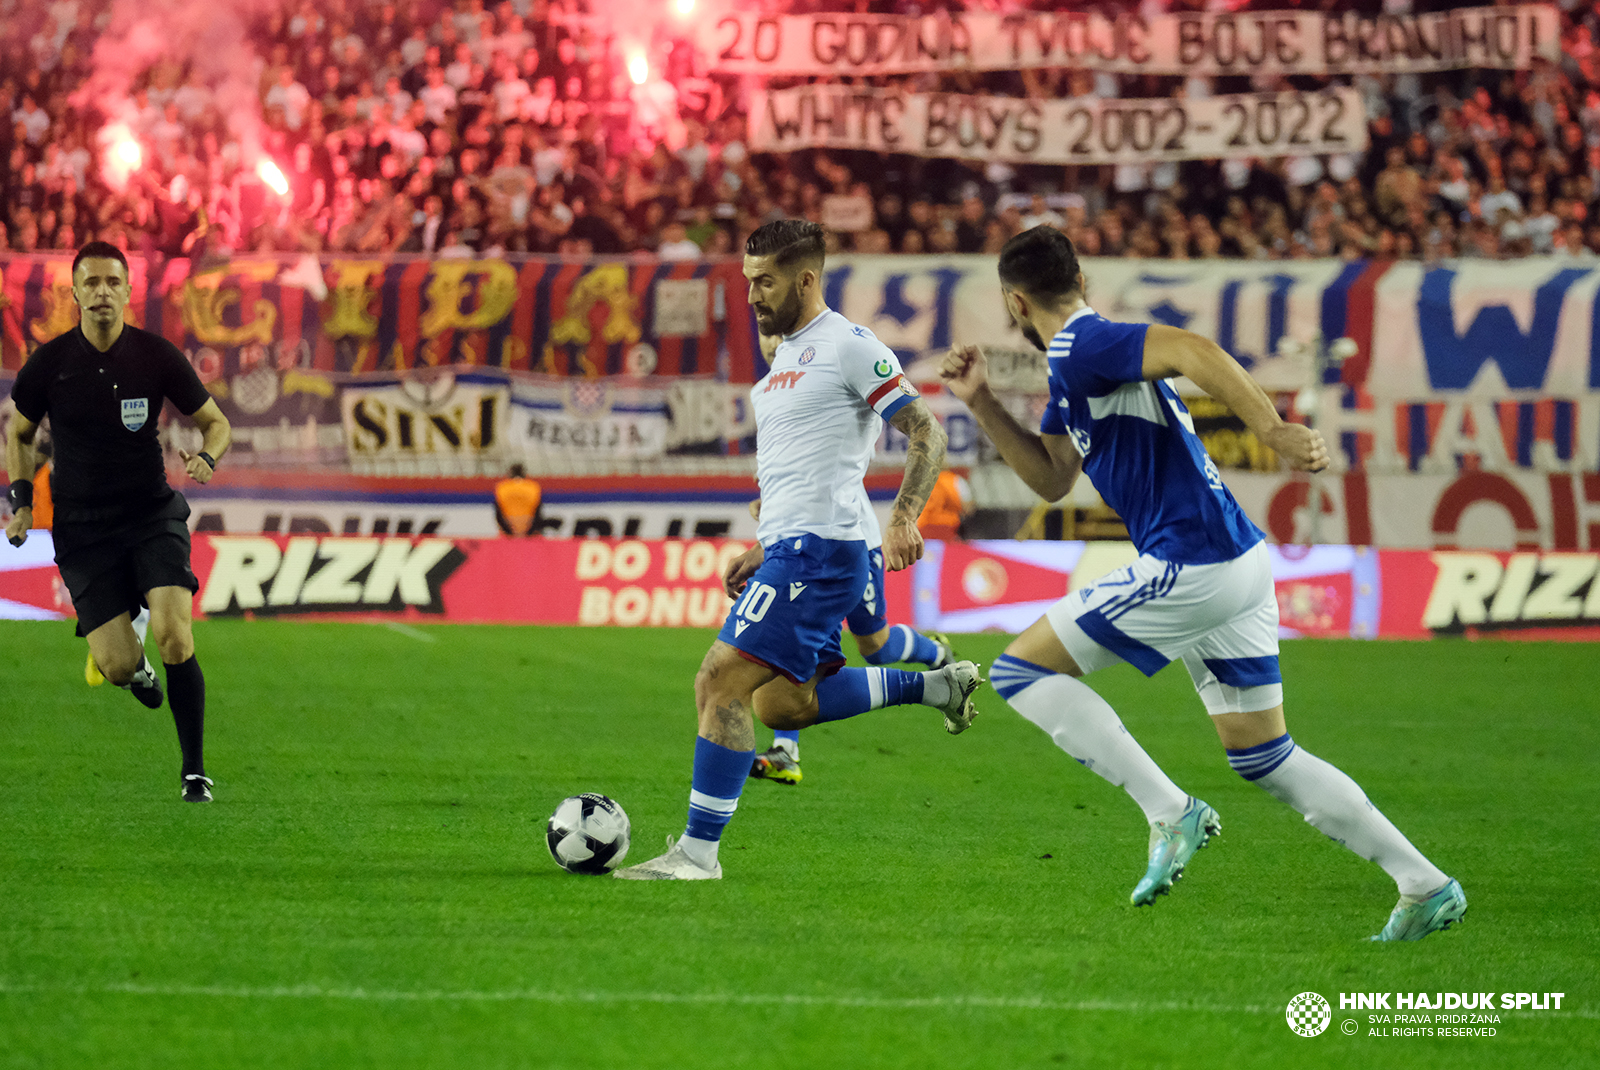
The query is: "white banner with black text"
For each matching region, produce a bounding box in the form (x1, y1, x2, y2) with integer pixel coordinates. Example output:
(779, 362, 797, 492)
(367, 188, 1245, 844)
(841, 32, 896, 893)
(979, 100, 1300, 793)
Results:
(705, 6, 1558, 76)
(749, 87, 1367, 164)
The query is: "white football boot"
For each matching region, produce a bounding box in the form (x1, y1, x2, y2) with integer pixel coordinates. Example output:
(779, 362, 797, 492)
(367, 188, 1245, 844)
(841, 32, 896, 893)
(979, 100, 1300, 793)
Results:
(612, 839, 722, 881)
(933, 660, 984, 735)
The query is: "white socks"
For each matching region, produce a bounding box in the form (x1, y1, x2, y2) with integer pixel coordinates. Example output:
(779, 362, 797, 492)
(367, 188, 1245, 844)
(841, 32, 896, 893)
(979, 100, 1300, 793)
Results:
(920, 670, 952, 709)
(1254, 746, 1450, 898)
(677, 834, 719, 870)
(1007, 674, 1189, 825)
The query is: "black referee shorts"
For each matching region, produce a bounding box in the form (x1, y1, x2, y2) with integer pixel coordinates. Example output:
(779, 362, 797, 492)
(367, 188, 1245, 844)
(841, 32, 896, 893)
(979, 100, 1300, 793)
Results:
(53, 492, 199, 637)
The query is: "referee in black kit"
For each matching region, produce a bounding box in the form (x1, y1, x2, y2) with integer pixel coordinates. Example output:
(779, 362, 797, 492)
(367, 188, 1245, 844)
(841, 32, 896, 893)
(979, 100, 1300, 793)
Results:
(5, 241, 232, 802)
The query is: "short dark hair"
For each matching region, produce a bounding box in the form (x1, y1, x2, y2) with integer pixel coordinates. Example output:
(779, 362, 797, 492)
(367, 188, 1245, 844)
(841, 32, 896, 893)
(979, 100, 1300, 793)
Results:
(72, 240, 130, 279)
(745, 219, 826, 272)
(508, 463, 526, 478)
(997, 226, 1082, 304)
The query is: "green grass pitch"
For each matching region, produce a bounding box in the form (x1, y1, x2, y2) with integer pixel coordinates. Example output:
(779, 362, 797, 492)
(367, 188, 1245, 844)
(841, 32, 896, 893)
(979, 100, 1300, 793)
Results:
(1, 621, 1595, 1069)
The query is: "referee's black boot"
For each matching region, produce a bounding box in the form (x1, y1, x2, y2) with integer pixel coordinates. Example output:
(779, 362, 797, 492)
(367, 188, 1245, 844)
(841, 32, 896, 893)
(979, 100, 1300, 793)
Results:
(181, 774, 213, 803)
(123, 655, 164, 710)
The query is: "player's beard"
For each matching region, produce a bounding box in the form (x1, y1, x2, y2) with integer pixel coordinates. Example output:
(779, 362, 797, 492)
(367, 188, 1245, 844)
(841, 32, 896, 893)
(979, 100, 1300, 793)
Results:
(754, 285, 803, 337)
(1019, 319, 1047, 352)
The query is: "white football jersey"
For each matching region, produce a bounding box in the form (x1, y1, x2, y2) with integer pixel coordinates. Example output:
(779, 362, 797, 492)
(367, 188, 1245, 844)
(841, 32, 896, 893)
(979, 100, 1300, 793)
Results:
(753, 309, 917, 545)
(857, 481, 883, 551)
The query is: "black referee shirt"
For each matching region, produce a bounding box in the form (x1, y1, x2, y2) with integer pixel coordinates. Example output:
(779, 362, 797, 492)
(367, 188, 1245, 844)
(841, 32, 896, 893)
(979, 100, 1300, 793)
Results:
(11, 324, 211, 517)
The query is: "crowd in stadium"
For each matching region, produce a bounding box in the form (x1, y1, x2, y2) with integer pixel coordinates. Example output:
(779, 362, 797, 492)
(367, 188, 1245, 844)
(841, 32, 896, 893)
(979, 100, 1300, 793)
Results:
(4, 0, 1600, 261)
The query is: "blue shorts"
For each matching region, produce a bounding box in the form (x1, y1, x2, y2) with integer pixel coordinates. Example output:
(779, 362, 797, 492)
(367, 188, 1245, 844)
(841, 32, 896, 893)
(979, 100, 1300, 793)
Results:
(718, 534, 869, 684)
(844, 546, 888, 636)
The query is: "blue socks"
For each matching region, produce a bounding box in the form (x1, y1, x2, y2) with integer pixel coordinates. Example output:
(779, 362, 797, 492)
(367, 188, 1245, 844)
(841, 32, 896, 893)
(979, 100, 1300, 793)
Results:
(815, 667, 925, 722)
(862, 624, 942, 667)
(683, 736, 753, 861)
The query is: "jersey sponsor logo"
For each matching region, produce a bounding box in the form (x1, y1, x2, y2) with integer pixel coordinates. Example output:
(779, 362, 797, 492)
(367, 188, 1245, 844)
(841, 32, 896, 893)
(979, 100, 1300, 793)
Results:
(1423, 551, 1600, 631)
(789, 581, 807, 600)
(199, 536, 464, 616)
(798, 347, 816, 365)
(120, 398, 149, 431)
(763, 370, 807, 392)
(873, 358, 893, 378)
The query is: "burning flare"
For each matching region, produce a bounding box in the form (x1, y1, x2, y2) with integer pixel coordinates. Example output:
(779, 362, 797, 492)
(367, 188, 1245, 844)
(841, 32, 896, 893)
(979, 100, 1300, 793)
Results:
(257, 159, 289, 197)
(627, 52, 649, 85)
(97, 123, 143, 190)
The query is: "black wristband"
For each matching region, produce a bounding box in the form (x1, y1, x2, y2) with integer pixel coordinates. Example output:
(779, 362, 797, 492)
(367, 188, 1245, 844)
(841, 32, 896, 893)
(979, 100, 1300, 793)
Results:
(197, 451, 217, 471)
(7, 480, 33, 511)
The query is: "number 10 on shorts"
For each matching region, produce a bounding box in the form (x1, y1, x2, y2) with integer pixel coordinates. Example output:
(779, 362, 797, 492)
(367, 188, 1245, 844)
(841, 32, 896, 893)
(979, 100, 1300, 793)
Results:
(733, 581, 777, 635)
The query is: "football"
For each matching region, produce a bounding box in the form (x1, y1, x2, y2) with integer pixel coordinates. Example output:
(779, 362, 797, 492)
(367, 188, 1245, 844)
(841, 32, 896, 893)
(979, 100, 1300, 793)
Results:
(545, 793, 631, 875)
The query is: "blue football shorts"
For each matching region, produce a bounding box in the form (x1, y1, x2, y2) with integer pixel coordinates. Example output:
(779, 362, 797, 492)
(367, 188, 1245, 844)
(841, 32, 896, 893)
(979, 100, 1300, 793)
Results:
(718, 534, 870, 684)
(844, 545, 888, 637)
(1046, 541, 1284, 715)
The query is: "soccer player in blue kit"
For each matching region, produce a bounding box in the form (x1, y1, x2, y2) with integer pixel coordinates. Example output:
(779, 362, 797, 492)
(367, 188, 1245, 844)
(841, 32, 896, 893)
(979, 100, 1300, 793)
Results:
(615, 220, 983, 881)
(940, 227, 1464, 941)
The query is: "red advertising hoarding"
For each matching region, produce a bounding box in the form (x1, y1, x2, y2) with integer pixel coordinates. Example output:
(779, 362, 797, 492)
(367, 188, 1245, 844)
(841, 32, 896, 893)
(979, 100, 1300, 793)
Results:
(2, 535, 1597, 640)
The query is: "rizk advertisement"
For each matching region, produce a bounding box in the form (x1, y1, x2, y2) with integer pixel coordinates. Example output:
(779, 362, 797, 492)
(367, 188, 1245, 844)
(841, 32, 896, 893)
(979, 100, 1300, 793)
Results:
(5, 536, 1599, 640)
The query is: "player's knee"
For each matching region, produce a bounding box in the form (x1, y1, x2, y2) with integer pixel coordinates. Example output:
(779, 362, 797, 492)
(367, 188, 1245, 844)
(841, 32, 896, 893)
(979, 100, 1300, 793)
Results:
(756, 698, 810, 731)
(98, 651, 141, 686)
(151, 622, 194, 664)
(1001, 636, 1083, 677)
(853, 630, 887, 659)
(693, 663, 732, 714)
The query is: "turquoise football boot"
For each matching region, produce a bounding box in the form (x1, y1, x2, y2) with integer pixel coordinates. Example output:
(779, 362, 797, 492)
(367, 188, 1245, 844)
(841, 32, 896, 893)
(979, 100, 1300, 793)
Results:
(1130, 797, 1221, 906)
(1370, 878, 1467, 941)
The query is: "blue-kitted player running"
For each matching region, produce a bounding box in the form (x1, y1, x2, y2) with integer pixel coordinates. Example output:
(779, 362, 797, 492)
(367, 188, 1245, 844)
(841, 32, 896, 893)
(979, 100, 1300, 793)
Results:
(941, 226, 1464, 941)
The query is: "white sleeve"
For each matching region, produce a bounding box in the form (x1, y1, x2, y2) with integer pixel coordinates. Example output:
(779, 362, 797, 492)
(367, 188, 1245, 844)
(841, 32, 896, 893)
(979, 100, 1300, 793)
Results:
(840, 328, 919, 422)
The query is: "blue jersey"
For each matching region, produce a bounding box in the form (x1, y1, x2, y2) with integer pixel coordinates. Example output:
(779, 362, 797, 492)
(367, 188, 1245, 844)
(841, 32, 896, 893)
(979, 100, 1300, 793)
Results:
(1039, 308, 1261, 565)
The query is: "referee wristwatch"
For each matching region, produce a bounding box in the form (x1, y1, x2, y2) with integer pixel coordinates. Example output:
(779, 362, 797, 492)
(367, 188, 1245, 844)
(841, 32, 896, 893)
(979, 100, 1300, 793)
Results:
(7, 479, 32, 512)
(197, 451, 218, 472)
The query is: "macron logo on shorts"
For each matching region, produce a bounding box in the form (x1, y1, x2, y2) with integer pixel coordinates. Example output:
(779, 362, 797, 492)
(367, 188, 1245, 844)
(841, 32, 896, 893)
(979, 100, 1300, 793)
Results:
(789, 582, 806, 600)
(735, 620, 751, 636)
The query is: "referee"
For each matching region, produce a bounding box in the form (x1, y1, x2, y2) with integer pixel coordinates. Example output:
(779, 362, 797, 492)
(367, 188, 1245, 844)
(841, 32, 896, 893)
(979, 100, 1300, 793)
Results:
(5, 241, 232, 803)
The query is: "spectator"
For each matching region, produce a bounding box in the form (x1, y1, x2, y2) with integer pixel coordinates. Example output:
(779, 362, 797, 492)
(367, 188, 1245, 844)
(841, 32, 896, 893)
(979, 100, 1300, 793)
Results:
(264, 67, 312, 132)
(657, 221, 700, 260)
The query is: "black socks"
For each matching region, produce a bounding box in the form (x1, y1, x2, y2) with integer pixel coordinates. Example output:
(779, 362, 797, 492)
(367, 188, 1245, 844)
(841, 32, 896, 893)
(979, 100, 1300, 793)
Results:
(164, 656, 206, 777)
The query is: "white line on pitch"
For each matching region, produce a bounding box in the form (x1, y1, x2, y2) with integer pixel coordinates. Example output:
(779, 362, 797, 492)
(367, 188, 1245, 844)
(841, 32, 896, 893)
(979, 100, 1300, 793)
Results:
(2, 982, 1590, 1020)
(0, 981, 1266, 1013)
(380, 621, 437, 643)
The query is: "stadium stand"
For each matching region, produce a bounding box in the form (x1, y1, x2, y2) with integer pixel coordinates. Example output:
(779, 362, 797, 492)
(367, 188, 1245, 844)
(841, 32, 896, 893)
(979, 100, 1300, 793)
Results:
(3, 0, 1600, 261)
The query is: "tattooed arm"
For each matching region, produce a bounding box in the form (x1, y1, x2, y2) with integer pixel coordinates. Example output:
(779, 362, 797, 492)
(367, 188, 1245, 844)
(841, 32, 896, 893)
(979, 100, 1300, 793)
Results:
(882, 398, 947, 571)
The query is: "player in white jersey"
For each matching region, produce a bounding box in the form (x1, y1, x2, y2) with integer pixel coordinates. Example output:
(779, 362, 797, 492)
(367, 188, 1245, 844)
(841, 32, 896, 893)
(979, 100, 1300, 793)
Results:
(940, 227, 1464, 940)
(745, 339, 956, 787)
(615, 220, 983, 881)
